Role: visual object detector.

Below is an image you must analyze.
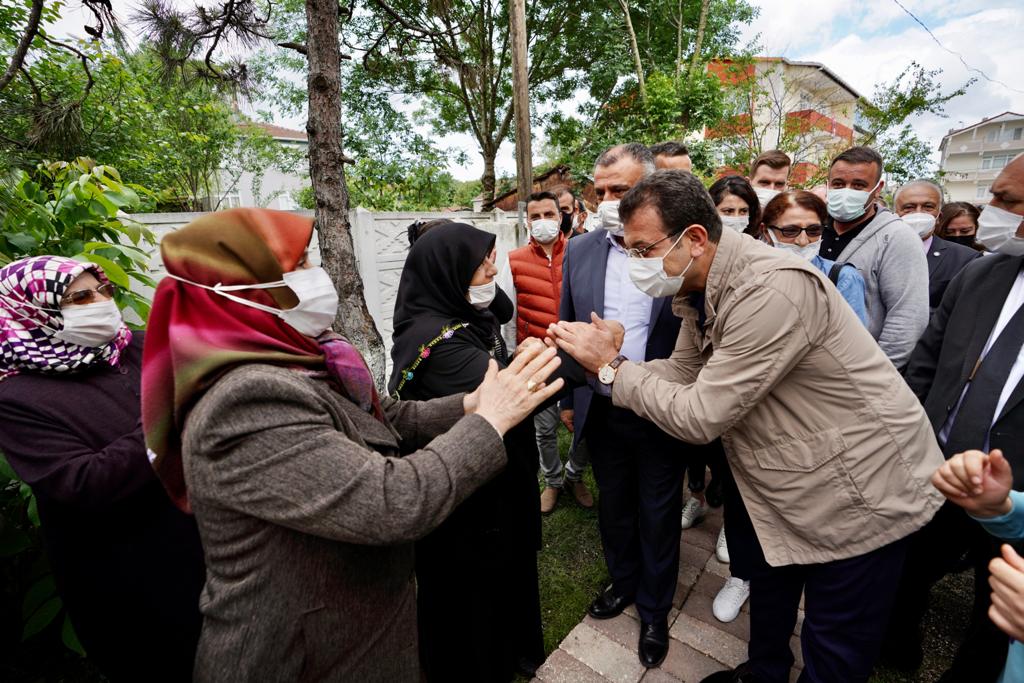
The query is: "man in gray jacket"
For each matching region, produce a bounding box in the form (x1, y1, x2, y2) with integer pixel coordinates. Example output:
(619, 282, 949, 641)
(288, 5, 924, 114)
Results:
(819, 146, 929, 368)
(549, 170, 944, 683)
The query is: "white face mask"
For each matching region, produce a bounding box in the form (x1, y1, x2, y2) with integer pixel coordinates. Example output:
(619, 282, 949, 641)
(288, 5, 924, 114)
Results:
(754, 186, 780, 207)
(530, 218, 561, 244)
(977, 204, 1024, 255)
(54, 299, 124, 348)
(467, 280, 496, 309)
(767, 230, 820, 261)
(598, 200, 623, 236)
(719, 214, 748, 233)
(167, 266, 339, 338)
(901, 212, 937, 239)
(628, 230, 692, 298)
(827, 179, 881, 223)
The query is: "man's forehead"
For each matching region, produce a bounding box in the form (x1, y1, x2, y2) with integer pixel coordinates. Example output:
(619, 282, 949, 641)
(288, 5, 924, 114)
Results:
(623, 205, 666, 245)
(830, 161, 878, 178)
(898, 184, 941, 204)
(528, 199, 557, 213)
(594, 157, 643, 184)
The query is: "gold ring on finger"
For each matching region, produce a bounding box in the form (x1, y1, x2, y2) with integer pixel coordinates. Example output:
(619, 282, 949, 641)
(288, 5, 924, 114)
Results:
(527, 380, 538, 392)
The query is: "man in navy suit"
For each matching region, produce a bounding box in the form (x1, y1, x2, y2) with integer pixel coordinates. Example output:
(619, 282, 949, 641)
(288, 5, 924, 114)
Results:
(893, 179, 982, 312)
(558, 143, 688, 669)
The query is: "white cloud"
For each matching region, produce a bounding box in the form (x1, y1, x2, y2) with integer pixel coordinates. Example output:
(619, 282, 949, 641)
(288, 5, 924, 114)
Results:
(743, 1, 1024, 166)
(46, 0, 1024, 182)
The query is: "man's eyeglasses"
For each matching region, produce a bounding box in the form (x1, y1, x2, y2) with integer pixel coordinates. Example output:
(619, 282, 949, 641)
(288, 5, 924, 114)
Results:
(626, 233, 679, 259)
(61, 283, 118, 306)
(769, 225, 825, 239)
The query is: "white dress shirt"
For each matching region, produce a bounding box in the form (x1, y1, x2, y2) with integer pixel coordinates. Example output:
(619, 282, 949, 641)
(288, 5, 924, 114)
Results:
(603, 232, 654, 362)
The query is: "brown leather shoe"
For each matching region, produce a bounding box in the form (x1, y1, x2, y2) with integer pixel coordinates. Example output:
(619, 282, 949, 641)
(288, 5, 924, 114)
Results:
(569, 480, 594, 508)
(540, 486, 560, 514)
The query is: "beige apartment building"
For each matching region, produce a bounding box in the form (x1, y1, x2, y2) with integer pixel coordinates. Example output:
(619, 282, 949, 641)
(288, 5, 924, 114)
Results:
(939, 112, 1024, 203)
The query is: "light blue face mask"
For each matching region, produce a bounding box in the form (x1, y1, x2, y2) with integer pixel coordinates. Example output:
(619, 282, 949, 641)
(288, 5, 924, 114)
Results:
(827, 179, 881, 223)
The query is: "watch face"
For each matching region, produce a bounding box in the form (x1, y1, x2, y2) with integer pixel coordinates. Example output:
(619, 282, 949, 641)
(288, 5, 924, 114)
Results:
(598, 365, 616, 385)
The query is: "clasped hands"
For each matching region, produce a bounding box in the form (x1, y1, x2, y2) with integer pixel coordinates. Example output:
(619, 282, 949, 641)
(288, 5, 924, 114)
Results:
(933, 448, 1024, 641)
(544, 312, 626, 374)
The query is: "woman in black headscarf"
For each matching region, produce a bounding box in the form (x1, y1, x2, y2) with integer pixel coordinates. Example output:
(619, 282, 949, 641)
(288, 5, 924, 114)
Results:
(389, 222, 545, 682)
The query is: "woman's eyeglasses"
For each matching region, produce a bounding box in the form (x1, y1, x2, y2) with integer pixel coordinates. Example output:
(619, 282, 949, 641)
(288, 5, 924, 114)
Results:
(769, 225, 825, 239)
(61, 283, 118, 306)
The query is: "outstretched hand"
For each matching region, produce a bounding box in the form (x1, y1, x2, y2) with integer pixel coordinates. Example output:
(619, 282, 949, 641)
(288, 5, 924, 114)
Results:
(989, 544, 1024, 641)
(932, 449, 1013, 518)
(468, 340, 564, 437)
(546, 312, 623, 374)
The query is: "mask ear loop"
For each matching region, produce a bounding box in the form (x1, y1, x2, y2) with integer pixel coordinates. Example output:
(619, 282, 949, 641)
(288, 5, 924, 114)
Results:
(164, 274, 289, 318)
(0, 295, 63, 335)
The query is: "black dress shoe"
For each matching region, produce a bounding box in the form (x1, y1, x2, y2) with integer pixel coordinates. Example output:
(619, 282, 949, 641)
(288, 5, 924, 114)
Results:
(699, 662, 761, 683)
(587, 586, 634, 619)
(638, 619, 669, 668)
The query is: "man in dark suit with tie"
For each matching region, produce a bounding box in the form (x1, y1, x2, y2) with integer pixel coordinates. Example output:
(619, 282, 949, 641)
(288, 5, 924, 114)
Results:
(882, 156, 1024, 681)
(558, 143, 687, 669)
(893, 179, 982, 312)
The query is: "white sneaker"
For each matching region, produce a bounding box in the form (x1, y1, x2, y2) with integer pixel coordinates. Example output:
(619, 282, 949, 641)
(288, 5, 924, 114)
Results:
(715, 526, 729, 563)
(712, 576, 750, 623)
(680, 497, 708, 529)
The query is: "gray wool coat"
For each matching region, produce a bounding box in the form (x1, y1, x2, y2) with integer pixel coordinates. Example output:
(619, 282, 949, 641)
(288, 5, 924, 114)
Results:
(181, 364, 506, 683)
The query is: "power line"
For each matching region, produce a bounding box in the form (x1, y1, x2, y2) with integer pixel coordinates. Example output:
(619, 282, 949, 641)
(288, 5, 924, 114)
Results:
(889, 0, 1024, 96)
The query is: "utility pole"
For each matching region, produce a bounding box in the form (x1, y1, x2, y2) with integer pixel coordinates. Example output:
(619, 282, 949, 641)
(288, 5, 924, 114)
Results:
(509, 0, 532, 237)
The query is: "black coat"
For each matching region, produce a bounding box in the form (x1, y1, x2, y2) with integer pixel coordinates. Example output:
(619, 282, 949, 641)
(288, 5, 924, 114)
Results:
(906, 254, 1024, 486)
(925, 235, 983, 311)
(0, 333, 205, 682)
(389, 222, 544, 682)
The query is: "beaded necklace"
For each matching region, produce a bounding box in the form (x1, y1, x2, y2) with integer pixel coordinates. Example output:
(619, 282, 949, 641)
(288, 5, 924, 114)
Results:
(391, 322, 470, 398)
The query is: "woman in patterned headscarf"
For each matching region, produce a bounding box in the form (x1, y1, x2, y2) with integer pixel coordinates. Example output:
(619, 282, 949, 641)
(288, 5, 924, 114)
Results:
(0, 255, 205, 682)
(143, 208, 561, 682)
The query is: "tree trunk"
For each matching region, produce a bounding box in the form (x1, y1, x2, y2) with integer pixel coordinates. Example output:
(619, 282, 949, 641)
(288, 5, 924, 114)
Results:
(688, 0, 710, 79)
(481, 148, 496, 204)
(304, 0, 386, 386)
(617, 0, 646, 106)
(674, 0, 684, 86)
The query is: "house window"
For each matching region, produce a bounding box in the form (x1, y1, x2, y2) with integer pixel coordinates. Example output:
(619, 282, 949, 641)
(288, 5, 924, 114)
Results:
(976, 184, 990, 199)
(985, 129, 998, 142)
(1013, 127, 1023, 141)
(219, 190, 242, 209)
(982, 153, 1013, 170)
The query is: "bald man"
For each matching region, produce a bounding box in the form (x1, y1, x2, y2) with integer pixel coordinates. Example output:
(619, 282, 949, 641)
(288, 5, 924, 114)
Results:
(894, 179, 981, 311)
(883, 155, 1024, 679)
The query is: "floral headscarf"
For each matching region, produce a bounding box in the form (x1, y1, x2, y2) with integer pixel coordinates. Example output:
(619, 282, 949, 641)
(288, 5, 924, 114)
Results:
(0, 256, 132, 380)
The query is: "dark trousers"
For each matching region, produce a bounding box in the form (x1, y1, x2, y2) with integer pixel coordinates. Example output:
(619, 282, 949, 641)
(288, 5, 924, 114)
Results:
(584, 395, 686, 623)
(747, 538, 908, 683)
(883, 501, 1009, 682)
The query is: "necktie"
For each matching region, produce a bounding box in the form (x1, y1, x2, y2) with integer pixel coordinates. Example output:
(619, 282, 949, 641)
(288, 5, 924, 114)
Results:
(944, 300, 1024, 456)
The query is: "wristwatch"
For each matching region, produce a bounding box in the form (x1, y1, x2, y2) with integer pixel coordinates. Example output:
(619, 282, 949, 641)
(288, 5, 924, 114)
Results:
(598, 355, 628, 385)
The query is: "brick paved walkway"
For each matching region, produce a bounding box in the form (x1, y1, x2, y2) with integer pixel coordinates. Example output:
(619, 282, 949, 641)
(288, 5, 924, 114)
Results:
(532, 506, 803, 683)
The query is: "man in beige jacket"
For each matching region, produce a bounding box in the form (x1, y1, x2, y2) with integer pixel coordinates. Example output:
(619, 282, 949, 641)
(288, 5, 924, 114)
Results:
(549, 170, 945, 683)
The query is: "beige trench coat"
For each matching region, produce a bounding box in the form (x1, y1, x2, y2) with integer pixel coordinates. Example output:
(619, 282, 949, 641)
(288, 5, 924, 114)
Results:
(612, 227, 944, 566)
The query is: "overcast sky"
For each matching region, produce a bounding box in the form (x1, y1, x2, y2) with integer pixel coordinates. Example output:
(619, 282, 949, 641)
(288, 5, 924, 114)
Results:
(51, 0, 1024, 181)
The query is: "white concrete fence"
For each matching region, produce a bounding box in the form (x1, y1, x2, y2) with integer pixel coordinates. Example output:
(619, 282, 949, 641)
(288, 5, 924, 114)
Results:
(133, 208, 524, 375)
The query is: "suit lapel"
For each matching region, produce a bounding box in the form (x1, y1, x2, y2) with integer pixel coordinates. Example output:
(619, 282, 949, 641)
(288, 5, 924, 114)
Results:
(648, 296, 668, 331)
(927, 238, 947, 276)
(591, 233, 611, 318)
(997, 374, 1024, 425)
(960, 258, 1023, 381)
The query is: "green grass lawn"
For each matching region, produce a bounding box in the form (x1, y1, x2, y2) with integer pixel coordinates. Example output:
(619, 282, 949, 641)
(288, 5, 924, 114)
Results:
(533, 425, 976, 682)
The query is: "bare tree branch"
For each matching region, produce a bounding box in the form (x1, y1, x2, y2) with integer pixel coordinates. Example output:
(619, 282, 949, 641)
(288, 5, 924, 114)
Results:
(0, 0, 46, 93)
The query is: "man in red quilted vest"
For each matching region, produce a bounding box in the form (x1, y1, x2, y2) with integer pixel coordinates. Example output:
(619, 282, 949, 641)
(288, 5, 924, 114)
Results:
(505, 191, 594, 513)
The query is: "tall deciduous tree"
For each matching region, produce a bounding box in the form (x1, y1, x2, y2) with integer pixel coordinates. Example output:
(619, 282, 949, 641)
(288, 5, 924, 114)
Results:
(349, 0, 605, 202)
(546, 0, 755, 178)
(136, 0, 395, 382)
